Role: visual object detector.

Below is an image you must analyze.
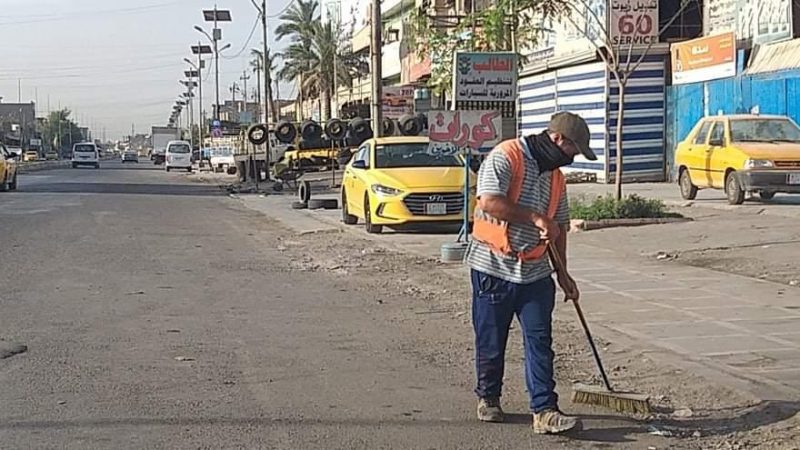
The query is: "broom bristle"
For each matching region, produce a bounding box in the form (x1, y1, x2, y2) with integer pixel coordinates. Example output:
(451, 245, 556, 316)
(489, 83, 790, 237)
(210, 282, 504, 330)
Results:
(571, 383, 651, 415)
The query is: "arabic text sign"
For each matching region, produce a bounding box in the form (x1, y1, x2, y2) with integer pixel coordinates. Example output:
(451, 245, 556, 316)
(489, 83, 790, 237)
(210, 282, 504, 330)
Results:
(428, 111, 502, 155)
(609, 0, 659, 46)
(453, 52, 517, 103)
(671, 32, 736, 85)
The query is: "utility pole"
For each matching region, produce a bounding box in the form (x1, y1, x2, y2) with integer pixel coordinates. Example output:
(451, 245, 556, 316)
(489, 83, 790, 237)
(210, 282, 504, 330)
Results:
(240, 71, 250, 120)
(370, 0, 383, 136)
(328, 1, 340, 119)
(18, 79, 21, 102)
(253, 57, 262, 123)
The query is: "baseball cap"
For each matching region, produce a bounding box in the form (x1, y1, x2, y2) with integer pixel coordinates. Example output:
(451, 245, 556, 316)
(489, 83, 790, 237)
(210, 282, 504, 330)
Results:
(548, 111, 597, 161)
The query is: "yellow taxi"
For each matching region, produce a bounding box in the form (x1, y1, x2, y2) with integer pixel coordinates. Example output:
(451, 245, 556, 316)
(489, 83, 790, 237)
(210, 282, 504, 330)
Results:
(1, 144, 19, 191)
(675, 114, 800, 204)
(340, 136, 476, 233)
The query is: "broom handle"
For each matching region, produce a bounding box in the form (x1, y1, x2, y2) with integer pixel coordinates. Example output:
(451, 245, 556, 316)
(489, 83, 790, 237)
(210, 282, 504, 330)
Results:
(547, 242, 614, 392)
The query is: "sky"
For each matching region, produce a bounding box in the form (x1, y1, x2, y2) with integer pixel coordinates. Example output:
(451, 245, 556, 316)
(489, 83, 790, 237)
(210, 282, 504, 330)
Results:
(0, 0, 297, 140)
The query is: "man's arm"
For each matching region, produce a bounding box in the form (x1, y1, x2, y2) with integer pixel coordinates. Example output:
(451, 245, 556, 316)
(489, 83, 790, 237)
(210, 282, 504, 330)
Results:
(478, 195, 560, 241)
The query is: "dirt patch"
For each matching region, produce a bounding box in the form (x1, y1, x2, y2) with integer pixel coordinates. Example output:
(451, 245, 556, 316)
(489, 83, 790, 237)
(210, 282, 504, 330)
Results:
(675, 243, 800, 287)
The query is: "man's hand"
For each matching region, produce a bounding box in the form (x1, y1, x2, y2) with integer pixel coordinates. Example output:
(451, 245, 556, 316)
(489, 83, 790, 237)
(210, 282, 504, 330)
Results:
(532, 214, 560, 242)
(557, 272, 580, 302)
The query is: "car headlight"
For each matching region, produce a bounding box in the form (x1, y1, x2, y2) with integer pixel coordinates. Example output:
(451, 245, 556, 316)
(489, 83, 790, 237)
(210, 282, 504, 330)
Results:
(744, 159, 774, 169)
(370, 184, 404, 197)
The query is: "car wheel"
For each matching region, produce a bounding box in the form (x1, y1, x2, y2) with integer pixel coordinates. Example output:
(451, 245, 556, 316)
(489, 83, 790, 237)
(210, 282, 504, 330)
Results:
(72, 163, 78, 169)
(364, 196, 382, 234)
(95, 164, 100, 169)
(166, 167, 171, 172)
(726, 171, 745, 205)
(759, 191, 776, 201)
(342, 192, 358, 225)
(187, 167, 193, 173)
(9, 174, 17, 190)
(679, 168, 697, 200)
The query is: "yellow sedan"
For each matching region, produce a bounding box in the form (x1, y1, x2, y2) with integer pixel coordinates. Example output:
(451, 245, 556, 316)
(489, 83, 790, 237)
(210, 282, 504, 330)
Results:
(340, 136, 476, 234)
(675, 114, 800, 204)
(1, 144, 19, 191)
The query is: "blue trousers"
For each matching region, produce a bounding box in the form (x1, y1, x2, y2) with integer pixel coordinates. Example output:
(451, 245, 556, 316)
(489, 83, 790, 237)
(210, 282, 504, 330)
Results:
(471, 269, 558, 413)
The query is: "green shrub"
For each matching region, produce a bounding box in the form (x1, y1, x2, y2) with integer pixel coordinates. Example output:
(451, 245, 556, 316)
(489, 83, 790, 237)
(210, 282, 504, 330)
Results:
(569, 194, 682, 220)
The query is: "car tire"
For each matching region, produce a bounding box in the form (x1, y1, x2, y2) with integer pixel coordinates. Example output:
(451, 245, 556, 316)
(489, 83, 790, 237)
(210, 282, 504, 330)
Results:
(679, 168, 697, 200)
(298, 180, 311, 203)
(291, 201, 308, 210)
(187, 167, 193, 173)
(72, 163, 78, 169)
(726, 171, 745, 205)
(272, 182, 284, 192)
(9, 174, 17, 191)
(166, 167, 171, 172)
(308, 198, 338, 210)
(364, 196, 382, 234)
(759, 191, 776, 201)
(342, 192, 358, 224)
(95, 164, 100, 169)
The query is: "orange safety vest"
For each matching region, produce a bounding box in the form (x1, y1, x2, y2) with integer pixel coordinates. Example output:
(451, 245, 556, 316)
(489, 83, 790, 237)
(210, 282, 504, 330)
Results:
(472, 139, 566, 262)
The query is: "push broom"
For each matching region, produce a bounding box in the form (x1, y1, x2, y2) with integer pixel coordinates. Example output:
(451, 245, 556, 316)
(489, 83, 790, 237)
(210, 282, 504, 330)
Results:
(547, 242, 652, 415)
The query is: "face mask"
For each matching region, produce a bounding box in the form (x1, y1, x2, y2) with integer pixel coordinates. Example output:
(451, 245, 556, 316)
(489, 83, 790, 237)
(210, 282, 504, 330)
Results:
(527, 132, 574, 172)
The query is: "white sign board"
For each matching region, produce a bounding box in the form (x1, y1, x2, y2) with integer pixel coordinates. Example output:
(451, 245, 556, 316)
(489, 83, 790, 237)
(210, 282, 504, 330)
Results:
(453, 53, 517, 103)
(609, 0, 659, 46)
(382, 85, 414, 119)
(428, 110, 502, 155)
(29, 138, 42, 147)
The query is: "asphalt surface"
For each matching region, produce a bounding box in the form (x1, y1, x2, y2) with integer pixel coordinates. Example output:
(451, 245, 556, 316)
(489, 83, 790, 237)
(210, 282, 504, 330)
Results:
(0, 161, 678, 449)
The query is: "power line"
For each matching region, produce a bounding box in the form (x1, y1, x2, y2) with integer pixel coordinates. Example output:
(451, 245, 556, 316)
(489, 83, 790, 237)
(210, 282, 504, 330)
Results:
(0, 0, 194, 26)
(222, 15, 261, 60)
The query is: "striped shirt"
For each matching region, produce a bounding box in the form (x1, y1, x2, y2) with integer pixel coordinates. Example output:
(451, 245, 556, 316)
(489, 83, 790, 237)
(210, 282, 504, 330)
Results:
(465, 138, 570, 284)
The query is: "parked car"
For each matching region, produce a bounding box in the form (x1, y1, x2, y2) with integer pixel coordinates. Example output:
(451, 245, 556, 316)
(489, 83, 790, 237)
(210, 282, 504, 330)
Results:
(165, 140, 192, 172)
(23, 150, 39, 162)
(0, 143, 19, 191)
(675, 114, 800, 204)
(121, 151, 139, 163)
(71, 142, 100, 169)
(45, 151, 59, 160)
(340, 136, 476, 234)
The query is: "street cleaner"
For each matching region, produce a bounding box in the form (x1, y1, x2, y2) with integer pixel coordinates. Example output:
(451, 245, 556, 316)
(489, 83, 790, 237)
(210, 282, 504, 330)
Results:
(465, 111, 597, 434)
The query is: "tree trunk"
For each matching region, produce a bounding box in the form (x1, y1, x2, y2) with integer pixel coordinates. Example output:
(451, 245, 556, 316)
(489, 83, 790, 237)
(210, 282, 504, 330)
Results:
(321, 82, 332, 121)
(615, 80, 626, 200)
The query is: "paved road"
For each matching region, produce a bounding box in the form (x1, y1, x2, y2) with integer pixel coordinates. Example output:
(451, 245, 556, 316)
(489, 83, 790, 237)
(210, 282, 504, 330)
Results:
(0, 162, 668, 449)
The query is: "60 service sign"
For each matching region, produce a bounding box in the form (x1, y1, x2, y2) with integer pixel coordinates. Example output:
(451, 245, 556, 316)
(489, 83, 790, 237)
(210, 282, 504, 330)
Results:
(609, 0, 659, 46)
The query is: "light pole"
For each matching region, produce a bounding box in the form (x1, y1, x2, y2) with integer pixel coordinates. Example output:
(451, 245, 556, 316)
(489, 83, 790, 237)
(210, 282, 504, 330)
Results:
(250, 0, 272, 176)
(370, 0, 383, 136)
(189, 45, 211, 145)
(196, 6, 231, 121)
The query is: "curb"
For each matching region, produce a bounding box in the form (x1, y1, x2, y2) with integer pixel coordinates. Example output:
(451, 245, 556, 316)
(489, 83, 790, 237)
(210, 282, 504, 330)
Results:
(17, 161, 71, 174)
(570, 217, 692, 231)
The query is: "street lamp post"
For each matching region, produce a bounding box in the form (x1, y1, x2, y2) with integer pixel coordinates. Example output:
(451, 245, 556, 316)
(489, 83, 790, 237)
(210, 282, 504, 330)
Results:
(189, 45, 211, 146)
(250, 0, 272, 177)
(196, 6, 231, 121)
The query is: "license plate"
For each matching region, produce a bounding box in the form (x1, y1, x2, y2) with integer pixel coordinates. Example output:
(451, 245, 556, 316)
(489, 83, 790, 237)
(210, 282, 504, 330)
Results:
(425, 203, 447, 215)
(789, 173, 800, 185)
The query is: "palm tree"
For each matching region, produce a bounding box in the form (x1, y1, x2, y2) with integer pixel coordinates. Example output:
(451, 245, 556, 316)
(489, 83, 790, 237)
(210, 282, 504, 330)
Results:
(251, 48, 279, 123)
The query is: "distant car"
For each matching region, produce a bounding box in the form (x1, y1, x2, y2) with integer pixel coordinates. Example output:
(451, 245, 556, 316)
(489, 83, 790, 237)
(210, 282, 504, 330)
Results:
(71, 142, 100, 169)
(121, 151, 139, 163)
(676, 114, 800, 204)
(209, 147, 235, 173)
(45, 151, 59, 161)
(23, 151, 39, 162)
(0, 143, 19, 191)
(165, 140, 192, 172)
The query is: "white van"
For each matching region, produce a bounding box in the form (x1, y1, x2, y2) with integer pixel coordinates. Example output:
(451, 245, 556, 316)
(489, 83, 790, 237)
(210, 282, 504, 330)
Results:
(72, 142, 100, 169)
(165, 140, 193, 172)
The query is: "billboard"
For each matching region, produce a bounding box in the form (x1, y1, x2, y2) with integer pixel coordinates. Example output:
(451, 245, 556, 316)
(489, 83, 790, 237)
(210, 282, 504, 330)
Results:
(705, 0, 792, 45)
(609, 0, 659, 46)
(671, 32, 736, 85)
(453, 52, 517, 103)
(381, 85, 414, 119)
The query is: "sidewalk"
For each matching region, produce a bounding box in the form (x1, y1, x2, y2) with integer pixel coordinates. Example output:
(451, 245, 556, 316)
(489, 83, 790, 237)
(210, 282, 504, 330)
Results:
(238, 192, 800, 402)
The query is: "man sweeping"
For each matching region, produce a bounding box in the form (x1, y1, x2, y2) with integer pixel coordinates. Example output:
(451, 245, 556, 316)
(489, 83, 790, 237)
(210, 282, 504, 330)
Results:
(465, 111, 596, 434)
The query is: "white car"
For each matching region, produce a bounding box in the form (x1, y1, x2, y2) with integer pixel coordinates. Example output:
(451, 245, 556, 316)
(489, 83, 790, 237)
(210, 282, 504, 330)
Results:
(71, 142, 100, 169)
(165, 140, 192, 172)
(209, 147, 235, 173)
